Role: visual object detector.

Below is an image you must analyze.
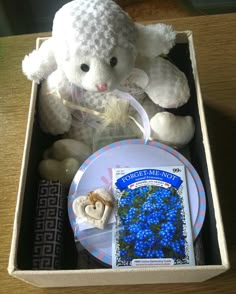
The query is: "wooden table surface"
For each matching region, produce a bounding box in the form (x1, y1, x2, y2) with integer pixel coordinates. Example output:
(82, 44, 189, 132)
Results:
(0, 13, 236, 294)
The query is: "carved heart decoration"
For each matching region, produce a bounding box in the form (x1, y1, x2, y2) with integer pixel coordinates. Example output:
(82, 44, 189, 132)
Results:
(72, 188, 113, 229)
(85, 201, 104, 220)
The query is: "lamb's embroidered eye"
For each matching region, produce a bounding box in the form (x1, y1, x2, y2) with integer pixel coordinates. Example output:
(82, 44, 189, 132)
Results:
(80, 64, 90, 72)
(110, 57, 118, 67)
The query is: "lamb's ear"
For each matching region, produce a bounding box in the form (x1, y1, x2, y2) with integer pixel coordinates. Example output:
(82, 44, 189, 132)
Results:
(135, 23, 176, 58)
(22, 38, 56, 83)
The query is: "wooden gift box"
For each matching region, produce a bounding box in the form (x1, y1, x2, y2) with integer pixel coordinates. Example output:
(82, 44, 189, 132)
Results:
(8, 31, 229, 287)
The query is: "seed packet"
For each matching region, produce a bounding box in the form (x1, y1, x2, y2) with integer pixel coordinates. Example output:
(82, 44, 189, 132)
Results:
(112, 166, 195, 268)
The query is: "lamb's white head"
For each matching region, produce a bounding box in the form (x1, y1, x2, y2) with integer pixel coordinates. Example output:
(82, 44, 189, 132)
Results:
(52, 0, 137, 92)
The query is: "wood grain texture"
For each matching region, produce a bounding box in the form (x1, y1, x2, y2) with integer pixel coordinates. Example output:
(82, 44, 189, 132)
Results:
(0, 12, 236, 294)
(117, 0, 196, 20)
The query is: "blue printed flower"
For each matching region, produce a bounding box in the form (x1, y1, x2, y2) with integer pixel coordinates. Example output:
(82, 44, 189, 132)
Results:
(117, 185, 187, 265)
(136, 228, 153, 240)
(154, 249, 165, 258)
(129, 223, 141, 234)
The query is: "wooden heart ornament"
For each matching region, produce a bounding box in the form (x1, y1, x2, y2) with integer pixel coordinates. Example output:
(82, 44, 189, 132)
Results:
(72, 188, 114, 229)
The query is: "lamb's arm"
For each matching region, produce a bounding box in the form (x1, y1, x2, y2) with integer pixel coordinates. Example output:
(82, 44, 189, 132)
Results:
(135, 23, 176, 58)
(22, 38, 57, 83)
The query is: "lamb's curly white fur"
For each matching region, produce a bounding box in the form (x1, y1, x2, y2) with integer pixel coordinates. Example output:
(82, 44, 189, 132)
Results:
(53, 0, 137, 59)
(22, 0, 194, 148)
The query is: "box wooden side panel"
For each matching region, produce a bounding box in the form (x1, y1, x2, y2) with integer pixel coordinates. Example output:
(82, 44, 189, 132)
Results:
(11, 266, 227, 287)
(8, 37, 45, 274)
(8, 81, 38, 274)
(187, 32, 229, 269)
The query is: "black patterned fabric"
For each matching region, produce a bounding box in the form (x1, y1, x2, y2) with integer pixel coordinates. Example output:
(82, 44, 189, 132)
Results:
(32, 180, 66, 269)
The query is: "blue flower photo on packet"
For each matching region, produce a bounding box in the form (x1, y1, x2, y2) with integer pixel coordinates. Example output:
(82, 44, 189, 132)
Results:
(112, 167, 195, 268)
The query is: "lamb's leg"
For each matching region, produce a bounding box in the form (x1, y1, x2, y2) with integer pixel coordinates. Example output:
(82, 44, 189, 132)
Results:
(38, 69, 72, 135)
(150, 112, 195, 148)
(136, 56, 190, 109)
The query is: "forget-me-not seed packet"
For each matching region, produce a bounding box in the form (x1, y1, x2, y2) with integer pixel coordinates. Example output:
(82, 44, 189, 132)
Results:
(112, 166, 195, 268)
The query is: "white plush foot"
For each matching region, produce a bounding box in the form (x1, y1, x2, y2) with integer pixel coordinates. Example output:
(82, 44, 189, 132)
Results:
(150, 112, 195, 148)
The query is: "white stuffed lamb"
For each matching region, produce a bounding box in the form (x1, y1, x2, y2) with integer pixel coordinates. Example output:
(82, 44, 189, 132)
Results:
(22, 0, 194, 149)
